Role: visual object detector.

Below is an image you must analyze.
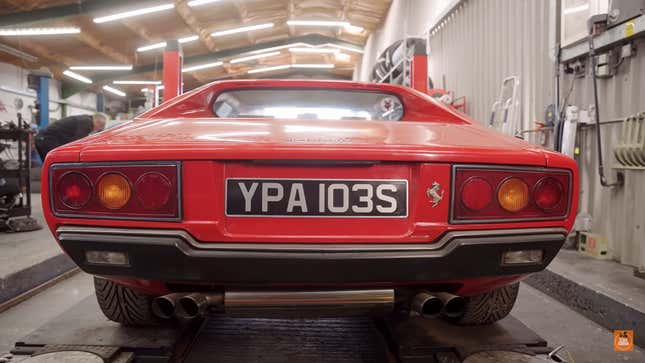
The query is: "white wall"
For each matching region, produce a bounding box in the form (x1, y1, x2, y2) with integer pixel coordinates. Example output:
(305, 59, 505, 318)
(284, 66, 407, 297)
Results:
(0, 61, 97, 125)
(357, 0, 455, 81)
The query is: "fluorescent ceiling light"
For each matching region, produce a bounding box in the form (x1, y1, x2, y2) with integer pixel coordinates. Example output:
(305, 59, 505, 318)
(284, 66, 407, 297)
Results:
(103, 85, 126, 97)
(246, 42, 363, 56)
(183, 61, 223, 72)
(325, 43, 364, 54)
(137, 35, 199, 52)
(187, 0, 222, 6)
(344, 24, 364, 33)
(211, 23, 274, 37)
(141, 87, 151, 92)
(93, 3, 174, 23)
(137, 42, 166, 52)
(247, 64, 291, 74)
(292, 64, 334, 69)
(70, 65, 132, 71)
(179, 35, 199, 43)
(287, 20, 350, 27)
(157, 85, 165, 90)
(289, 47, 338, 54)
(248, 42, 308, 54)
(334, 52, 351, 61)
(230, 51, 281, 64)
(63, 70, 92, 84)
(113, 80, 161, 85)
(0, 27, 80, 36)
(563, 4, 589, 15)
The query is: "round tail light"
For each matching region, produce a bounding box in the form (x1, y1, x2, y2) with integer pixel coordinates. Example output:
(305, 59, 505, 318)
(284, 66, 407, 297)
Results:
(534, 177, 563, 211)
(135, 172, 172, 210)
(497, 177, 529, 212)
(461, 177, 493, 211)
(97, 173, 131, 209)
(58, 172, 92, 209)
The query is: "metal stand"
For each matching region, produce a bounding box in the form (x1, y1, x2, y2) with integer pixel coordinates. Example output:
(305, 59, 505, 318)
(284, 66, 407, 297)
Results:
(0, 113, 41, 233)
(8, 296, 568, 362)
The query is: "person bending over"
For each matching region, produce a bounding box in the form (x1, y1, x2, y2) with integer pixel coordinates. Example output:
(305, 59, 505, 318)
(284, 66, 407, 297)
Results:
(35, 113, 107, 161)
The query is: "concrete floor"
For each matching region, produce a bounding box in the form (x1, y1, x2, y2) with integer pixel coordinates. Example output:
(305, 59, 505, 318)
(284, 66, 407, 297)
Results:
(0, 194, 59, 280)
(1, 275, 643, 362)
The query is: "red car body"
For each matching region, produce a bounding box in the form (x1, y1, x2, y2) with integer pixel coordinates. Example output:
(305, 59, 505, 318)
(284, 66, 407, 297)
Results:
(42, 79, 577, 305)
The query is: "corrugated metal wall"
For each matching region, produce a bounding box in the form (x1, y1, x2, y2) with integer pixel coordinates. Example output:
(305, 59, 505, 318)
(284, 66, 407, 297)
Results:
(427, 0, 645, 268)
(567, 39, 645, 268)
(428, 0, 555, 134)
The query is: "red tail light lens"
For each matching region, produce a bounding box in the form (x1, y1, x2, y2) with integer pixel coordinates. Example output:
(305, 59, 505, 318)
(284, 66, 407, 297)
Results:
(461, 177, 493, 211)
(534, 177, 563, 211)
(58, 172, 92, 209)
(452, 166, 571, 223)
(135, 172, 172, 210)
(50, 162, 180, 220)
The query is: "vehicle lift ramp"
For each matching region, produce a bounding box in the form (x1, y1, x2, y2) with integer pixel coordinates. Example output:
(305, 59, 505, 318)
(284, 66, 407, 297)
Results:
(4, 295, 569, 363)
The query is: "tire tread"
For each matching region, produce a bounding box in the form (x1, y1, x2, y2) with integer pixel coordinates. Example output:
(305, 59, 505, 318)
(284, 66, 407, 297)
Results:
(452, 282, 520, 325)
(94, 277, 159, 326)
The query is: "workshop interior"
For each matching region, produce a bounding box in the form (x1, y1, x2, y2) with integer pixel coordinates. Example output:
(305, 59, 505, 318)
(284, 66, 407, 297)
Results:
(0, 0, 644, 362)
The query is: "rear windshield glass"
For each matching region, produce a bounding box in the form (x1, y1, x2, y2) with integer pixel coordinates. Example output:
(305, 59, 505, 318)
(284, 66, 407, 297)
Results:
(212, 89, 404, 121)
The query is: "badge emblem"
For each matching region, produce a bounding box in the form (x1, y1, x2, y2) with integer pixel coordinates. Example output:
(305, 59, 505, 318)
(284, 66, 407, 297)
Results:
(426, 182, 444, 208)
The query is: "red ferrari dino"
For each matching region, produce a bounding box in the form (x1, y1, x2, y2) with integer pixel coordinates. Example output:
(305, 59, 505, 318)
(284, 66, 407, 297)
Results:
(42, 79, 577, 326)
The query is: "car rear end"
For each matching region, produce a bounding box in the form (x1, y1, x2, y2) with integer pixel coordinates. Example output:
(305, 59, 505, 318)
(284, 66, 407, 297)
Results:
(41, 80, 578, 323)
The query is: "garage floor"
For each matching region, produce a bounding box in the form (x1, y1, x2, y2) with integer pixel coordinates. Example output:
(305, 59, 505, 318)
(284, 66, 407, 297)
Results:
(1, 272, 643, 363)
(1, 195, 644, 362)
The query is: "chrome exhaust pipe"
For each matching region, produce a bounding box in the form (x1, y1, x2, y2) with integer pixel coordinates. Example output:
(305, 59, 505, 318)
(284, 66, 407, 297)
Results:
(225, 289, 395, 316)
(410, 291, 444, 318)
(151, 293, 184, 319)
(176, 292, 224, 319)
(435, 292, 466, 318)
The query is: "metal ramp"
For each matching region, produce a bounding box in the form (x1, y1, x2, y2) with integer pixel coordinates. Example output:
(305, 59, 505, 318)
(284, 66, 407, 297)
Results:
(8, 295, 560, 363)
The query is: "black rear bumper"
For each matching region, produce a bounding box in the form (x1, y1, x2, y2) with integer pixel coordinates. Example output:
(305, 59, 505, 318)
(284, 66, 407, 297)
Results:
(56, 227, 566, 284)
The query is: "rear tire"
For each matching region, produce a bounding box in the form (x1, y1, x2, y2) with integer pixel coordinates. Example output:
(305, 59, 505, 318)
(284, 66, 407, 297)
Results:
(449, 282, 520, 325)
(94, 277, 159, 326)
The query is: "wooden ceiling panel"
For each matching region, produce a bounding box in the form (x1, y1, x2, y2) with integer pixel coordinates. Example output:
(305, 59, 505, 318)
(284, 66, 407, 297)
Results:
(0, 0, 392, 90)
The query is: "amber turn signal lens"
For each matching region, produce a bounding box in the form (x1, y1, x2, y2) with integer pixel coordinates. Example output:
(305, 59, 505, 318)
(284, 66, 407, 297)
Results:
(97, 173, 131, 209)
(497, 177, 529, 212)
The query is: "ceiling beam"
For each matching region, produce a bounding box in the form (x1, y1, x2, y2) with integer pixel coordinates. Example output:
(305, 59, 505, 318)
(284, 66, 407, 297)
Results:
(174, 0, 218, 52)
(0, 39, 73, 80)
(336, 0, 354, 38)
(231, 0, 256, 45)
(65, 34, 363, 95)
(122, 19, 158, 42)
(64, 20, 132, 65)
(0, 0, 164, 27)
(6, 39, 78, 66)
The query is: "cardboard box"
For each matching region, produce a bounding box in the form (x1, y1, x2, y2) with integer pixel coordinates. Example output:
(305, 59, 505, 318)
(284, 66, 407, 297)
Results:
(578, 232, 610, 259)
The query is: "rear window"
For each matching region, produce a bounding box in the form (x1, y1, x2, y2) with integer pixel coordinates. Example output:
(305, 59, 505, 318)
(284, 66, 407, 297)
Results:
(212, 89, 404, 121)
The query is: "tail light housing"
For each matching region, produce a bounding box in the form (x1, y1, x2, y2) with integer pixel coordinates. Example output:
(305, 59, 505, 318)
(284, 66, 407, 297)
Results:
(451, 165, 571, 223)
(50, 162, 180, 221)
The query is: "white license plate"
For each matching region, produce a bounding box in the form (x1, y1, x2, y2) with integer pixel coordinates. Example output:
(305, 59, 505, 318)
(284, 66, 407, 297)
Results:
(225, 179, 408, 217)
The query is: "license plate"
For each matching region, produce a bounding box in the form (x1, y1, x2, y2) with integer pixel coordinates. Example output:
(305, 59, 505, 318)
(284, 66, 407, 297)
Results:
(226, 179, 408, 217)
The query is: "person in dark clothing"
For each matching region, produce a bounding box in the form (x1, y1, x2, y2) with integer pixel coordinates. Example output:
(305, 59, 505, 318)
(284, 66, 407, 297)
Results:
(35, 113, 107, 161)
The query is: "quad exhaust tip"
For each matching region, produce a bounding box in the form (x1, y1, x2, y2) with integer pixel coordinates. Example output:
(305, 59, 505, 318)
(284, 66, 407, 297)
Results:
(151, 293, 183, 319)
(411, 291, 444, 318)
(435, 292, 467, 318)
(411, 291, 466, 319)
(176, 293, 223, 319)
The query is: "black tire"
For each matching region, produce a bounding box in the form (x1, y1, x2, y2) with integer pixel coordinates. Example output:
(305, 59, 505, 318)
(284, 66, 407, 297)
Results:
(449, 283, 520, 325)
(94, 276, 159, 326)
